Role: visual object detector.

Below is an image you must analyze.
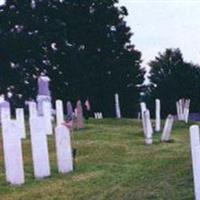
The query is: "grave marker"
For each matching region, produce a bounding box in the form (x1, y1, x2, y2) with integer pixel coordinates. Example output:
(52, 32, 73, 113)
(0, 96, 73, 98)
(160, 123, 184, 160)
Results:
(30, 117, 51, 179)
(56, 100, 64, 126)
(115, 93, 121, 119)
(155, 99, 161, 132)
(161, 115, 174, 142)
(43, 101, 53, 135)
(2, 120, 25, 185)
(190, 125, 200, 200)
(55, 125, 73, 173)
(16, 108, 26, 139)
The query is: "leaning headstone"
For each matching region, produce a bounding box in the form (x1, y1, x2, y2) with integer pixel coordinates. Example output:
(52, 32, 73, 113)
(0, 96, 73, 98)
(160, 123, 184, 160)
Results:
(161, 115, 174, 142)
(30, 117, 51, 179)
(56, 100, 64, 126)
(190, 125, 200, 200)
(37, 75, 51, 115)
(155, 99, 161, 132)
(76, 100, 84, 129)
(115, 93, 121, 119)
(2, 120, 25, 185)
(16, 108, 26, 139)
(143, 110, 153, 144)
(55, 125, 73, 173)
(43, 101, 53, 135)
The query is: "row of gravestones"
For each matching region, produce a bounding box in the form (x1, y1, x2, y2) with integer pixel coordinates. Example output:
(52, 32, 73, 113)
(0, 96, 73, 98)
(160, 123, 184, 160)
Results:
(140, 98, 190, 145)
(0, 99, 74, 186)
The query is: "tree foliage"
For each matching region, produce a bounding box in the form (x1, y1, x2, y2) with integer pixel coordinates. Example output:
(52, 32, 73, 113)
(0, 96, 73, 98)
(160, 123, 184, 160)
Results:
(147, 48, 200, 116)
(0, 0, 144, 116)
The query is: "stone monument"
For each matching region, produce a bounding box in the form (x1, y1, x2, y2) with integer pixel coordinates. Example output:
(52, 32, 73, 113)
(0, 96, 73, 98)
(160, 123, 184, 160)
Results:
(36, 75, 51, 116)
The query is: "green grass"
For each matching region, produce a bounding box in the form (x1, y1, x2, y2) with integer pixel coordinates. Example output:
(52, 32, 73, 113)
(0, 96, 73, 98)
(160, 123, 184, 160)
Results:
(0, 118, 197, 199)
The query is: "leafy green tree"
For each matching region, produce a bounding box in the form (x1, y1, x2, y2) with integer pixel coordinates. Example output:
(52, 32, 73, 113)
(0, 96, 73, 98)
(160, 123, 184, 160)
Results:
(0, 0, 144, 117)
(147, 48, 200, 116)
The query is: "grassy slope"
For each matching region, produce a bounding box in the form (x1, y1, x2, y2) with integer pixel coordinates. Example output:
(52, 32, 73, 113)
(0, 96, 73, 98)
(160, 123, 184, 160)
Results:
(0, 119, 196, 200)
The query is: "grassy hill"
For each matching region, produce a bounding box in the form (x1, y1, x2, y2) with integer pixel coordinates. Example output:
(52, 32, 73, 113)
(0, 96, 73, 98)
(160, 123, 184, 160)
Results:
(0, 119, 196, 200)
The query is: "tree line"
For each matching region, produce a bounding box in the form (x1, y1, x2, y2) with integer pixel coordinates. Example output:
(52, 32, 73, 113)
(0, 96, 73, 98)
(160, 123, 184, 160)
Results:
(0, 0, 199, 117)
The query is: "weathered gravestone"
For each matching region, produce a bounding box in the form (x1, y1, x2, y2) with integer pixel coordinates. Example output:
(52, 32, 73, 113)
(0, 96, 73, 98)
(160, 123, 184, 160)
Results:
(76, 100, 84, 129)
(155, 99, 161, 132)
(1, 111, 25, 185)
(37, 75, 51, 115)
(16, 108, 26, 139)
(30, 117, 51, 179)
(115, 93, 121, 119)
(161, 115, 174, 142)
(56, 100, 64, 126)
(190, 125, 200, 200)
(143, 110, 153, 144)
(55, 125, 73, 173)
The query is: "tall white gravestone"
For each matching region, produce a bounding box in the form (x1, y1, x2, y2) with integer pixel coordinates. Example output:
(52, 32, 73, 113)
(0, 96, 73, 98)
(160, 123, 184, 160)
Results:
(115, 93, 121, 119)
(190, 125, 200, 200)
(55, 125, 73, 173)
(184, 99, 190, 123)
(43, 101, 53, 135)
(155, 99, 161, 132)
(2, 119, 25, 185)
(28, 101, 37, 119)
(140, 102, 147, 136)
(56, 100, 64, 126)
(30, 117, 51, 179)
(143, 110, 153, 144)
(16, 108, 26, 139)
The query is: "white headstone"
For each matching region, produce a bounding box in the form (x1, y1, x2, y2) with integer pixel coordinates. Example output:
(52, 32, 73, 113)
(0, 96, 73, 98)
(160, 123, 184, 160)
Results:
(56, 100, 64, 126)
(30, 117, 51, 179)
(2, 120, 25, 185)
(190, 125, 200, 200)
(43, 101, 53, 135)
(1, 107, 11, 123)
(55, 125, 73, 173)
(16, 108, 26, 139)
(155, 99, 161, 132)
(140, 102, 147, 136)
(144, 110, 153, 144)
(29, 101, 37, 119)
(115, 93, 121, 119)
(161, 115, 174, 142)
(184, 99, 190, 123)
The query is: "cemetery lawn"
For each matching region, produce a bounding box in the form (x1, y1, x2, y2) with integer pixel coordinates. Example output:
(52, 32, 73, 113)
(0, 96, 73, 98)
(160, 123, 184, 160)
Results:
(0, 119, 195, 200)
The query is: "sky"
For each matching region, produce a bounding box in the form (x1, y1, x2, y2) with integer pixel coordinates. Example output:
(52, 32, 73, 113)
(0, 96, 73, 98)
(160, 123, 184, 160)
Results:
(119, 0, 200, 68)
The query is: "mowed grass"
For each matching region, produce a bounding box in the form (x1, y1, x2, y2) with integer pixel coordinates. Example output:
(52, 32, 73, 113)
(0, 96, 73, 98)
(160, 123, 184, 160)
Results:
(0, 118, 197, 200)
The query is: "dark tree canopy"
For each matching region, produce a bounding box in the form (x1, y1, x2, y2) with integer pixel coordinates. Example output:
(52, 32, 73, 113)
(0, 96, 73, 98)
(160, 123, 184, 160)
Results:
(0, 0, 144, 116)
(146, 48, 200, 117)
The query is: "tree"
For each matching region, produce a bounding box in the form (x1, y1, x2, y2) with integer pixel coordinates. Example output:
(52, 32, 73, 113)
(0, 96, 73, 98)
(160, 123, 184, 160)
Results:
(147, 48, 200, 116)
(0, 0, 144, 117)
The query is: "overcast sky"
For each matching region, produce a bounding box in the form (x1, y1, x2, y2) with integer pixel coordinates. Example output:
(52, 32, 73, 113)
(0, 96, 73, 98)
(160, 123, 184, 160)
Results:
(119, 0, 200, 67)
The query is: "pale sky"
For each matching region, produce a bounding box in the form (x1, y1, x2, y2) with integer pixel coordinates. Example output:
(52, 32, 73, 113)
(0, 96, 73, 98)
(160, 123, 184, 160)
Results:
(119, 0, 200, 67)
